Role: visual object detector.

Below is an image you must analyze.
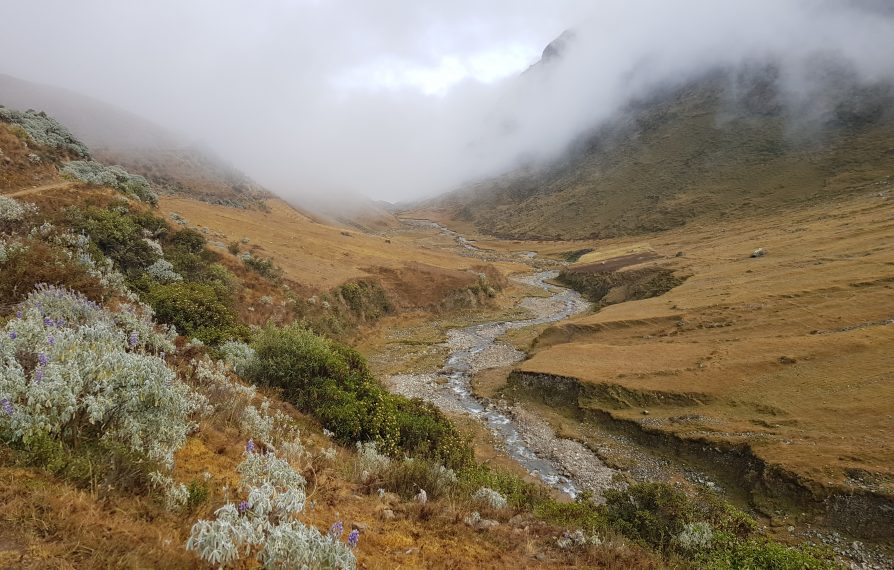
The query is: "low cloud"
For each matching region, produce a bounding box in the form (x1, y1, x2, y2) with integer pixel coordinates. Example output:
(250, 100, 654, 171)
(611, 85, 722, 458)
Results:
(2, 1, 893, 203)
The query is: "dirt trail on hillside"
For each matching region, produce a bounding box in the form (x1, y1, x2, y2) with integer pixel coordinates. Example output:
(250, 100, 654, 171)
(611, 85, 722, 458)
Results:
(6, 181, 74, 197)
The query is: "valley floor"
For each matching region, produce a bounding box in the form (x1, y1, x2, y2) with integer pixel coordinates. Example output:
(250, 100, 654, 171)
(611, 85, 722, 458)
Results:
(395, 185, 894, 565)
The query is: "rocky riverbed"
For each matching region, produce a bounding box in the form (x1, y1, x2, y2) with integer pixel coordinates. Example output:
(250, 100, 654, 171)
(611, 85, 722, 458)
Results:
(386, 269, 619, 497)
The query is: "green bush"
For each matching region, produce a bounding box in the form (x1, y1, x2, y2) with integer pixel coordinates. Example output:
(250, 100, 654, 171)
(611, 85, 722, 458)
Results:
(702, 533, 838, 570)
(393, 398, 471, 469)
(244, 324, 472, 468)
(534, 491, 607, 531)
(337, 280, 392, 320)
(186, 480, 210, 510)
(603, 483, 694, 551)
(144, 281, 248, 345)
(460, 463, 548, 510)
(13, 431, 153, 493)
(75, 208, 159, 275)
(381, 458, 458, 500)
(170, 228, 207, 254)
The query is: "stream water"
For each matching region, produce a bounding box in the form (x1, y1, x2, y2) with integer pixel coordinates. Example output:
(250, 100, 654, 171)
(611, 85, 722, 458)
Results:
(388, 220, 613, 496)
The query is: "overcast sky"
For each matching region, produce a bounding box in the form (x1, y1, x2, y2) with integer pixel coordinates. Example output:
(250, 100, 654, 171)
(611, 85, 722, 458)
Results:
(2, 1, 894, 203)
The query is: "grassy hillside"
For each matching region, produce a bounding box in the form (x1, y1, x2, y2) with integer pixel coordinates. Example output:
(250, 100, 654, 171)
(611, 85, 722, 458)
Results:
(428, 65, 894, 240)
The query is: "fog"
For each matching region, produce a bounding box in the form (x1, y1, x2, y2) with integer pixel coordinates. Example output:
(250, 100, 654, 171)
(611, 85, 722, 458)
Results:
(2, 1, 894, 203)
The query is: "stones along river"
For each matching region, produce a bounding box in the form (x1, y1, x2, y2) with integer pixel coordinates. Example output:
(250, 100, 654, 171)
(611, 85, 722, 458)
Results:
(387, 221, 619, 497)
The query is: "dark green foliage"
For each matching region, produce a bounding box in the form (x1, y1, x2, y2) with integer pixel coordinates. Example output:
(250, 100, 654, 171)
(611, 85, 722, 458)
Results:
(75, 208, 159, 275)
(603, 483, 693, 551)
(702, 533, 839, 570)
(170, 228, 207, 254)
(534, 491, 608, 531)
(459, 463, 548, 510)
(130, 209, 169, 237)
(530, 483, 839, 568)
(11, 431, 153, 494)
(336, 280, 392, 320)
(244, 324, 472, 469)
(144, 281, 248, 344)
(393, 398, 471, 468)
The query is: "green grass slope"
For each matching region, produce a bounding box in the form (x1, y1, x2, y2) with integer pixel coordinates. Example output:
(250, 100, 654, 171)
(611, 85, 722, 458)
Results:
(435, 66, 894, 240)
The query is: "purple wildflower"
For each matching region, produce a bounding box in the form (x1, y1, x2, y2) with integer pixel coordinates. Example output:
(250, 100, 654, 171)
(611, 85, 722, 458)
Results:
(15, 310, 22, 319)
(8, 331, 16, 340)
(129, 331, 139, 347)
(46, 336, 55, 346)
(1, 399, 12, 415)
(348, 529, 360, 548)
(43, 317, 54, 327)
(56, 318, 65, 327)
(329, 521, 344, 539)
(238, 500, 250, 514)
(35, 368, 44, 383)
(37, 352, 49, 366)
(246, 438, 256, 454)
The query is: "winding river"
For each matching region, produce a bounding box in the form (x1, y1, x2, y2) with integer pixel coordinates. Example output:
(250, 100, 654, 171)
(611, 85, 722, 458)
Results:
(388, 220, 616, 496)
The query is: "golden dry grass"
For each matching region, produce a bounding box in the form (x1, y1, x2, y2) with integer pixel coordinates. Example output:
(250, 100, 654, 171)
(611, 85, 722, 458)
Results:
(512, 189, 894, 492)
(158, 197, 503, 292)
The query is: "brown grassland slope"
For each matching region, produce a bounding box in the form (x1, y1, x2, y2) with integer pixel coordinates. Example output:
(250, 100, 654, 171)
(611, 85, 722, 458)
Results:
(157, 195, 520, 304)
(506, 185, 894, 533)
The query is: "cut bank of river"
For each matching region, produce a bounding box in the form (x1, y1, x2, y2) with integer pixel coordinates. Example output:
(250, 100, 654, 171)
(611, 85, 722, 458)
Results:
(387, 221, 619, 497)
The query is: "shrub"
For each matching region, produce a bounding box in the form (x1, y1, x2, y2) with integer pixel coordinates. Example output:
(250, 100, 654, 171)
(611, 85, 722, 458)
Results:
(0, 239, 107, 307)
(0, 286, 206, 469)
(244, 324, 472, 468)
(535, 493, 607, 532)
(336, 280, 392, 320)
(186, 450, 356, 569)
(144, 281, 248, 345)
(380, 458, 458, 501)
(674, 521, 714, 552)
(602, 483, 694, 551)
(392, 397, 471, 468)
(702, 533, 838, 570)
(460, 463, 548, 511)
(219, 340, 255, 376)
(186, 480, 210, 510)
(169, 228, 207, 253)
(351, 441, 391, 483)
(0, 107, 90, 157)
(75, 208, 160, 275)
(472, 487, 508, 509)
(61, 160, 158, 205)
(0, 196, 37, 230)
(146, 259, 183, 283)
